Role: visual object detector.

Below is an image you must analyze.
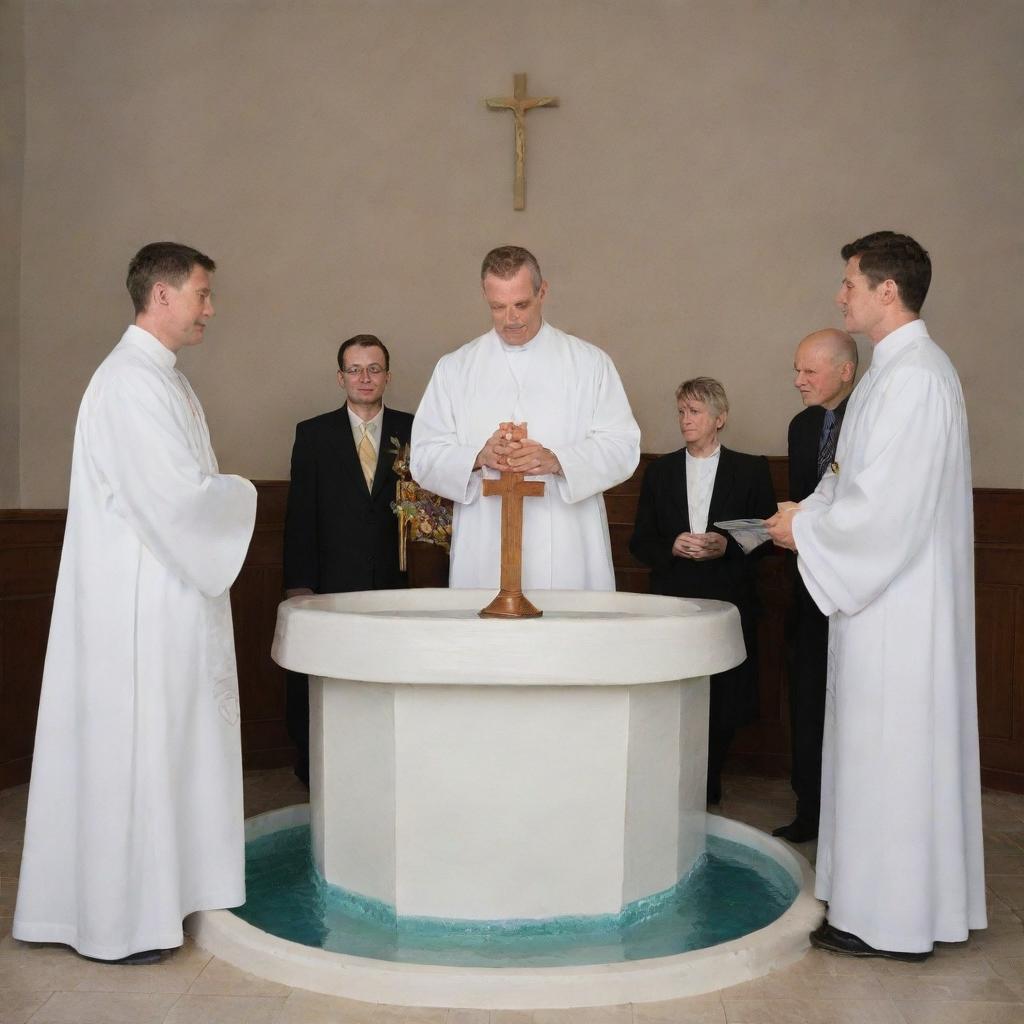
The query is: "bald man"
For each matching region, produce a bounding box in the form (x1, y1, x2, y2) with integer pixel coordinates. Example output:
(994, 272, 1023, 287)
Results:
(773, 329, 857, 843)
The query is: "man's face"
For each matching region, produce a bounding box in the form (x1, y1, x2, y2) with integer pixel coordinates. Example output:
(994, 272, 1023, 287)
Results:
(835, 256, 885, 337)
(338, 344, 390, 410)
(164, 266, 214, 350)
(483, 265, 548, 346)
(793, 341, 851, 409)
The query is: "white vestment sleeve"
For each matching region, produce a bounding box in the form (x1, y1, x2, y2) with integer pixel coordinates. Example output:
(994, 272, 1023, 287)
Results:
(793, 470, 841, 612)
(87, 370, 256, 597)
(411, 356, 484, 505)
(800, 467, 839, 514)
(793, 369, 954, 618)
(549, 355, 641, 504)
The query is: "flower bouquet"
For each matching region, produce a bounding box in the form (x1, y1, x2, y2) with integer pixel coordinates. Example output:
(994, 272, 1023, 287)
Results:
(388, 438, 453, 571)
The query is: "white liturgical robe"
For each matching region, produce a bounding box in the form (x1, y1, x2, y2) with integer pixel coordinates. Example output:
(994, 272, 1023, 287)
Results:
(411, 323, 641, 590)
(793, 319, 986, 953)
(14, 326, 257, 960)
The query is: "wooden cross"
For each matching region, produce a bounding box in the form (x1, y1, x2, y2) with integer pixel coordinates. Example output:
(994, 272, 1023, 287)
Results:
(479, 423, 545, 619)
(486, 73, 559, 211)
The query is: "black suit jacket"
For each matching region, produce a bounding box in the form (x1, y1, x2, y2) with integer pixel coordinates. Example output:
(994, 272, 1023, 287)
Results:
(283, 405, 414, 594)
(629, 446, 777, 605)
(787, 398, 848, 609)
(787, 396, 848, 503)
(629, 446, 777, 729)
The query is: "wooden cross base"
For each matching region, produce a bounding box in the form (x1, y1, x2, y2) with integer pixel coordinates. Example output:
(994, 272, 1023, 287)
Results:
(479, 469, 545, 619)
(479, 589, 542, 619)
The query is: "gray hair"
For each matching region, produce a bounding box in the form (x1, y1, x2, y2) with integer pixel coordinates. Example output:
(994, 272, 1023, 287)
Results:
(675, 377, 729, 418)
(480, 245, 543, 292)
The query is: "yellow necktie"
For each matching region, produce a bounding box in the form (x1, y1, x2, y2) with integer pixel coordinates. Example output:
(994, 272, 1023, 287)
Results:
(358, 423, 377, 490)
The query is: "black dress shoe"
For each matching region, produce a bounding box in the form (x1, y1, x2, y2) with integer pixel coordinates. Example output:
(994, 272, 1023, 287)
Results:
(772, 818, 818, 843)
(810, 923, 931, 962)
(84, 948, 166, 965)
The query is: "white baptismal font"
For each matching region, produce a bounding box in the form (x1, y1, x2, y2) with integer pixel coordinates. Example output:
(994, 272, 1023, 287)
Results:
(272, 588, 745, 922)
(189, 588, 819, 1008)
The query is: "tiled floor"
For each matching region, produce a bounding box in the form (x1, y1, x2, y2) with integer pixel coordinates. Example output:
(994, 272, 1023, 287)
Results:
(1, 769, 1023, 1023)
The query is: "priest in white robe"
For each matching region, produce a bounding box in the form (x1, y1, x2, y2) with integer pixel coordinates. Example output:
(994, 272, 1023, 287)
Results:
(13, 243, 257, 963)
(768, 231, 986, 960)
(411, 246, 640, 590)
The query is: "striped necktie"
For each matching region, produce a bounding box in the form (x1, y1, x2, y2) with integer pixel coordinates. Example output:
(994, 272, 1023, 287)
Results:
(357, 423, 377, 490)
(817, 409, 838, 482)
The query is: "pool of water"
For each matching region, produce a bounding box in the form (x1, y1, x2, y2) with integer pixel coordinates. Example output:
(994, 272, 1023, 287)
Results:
(232, 826, 798, 967)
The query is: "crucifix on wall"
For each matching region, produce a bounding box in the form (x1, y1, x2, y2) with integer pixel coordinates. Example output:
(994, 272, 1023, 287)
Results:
(486, 73, 559, 210)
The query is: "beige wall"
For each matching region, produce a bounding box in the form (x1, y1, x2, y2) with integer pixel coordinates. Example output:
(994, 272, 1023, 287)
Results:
(1, 0, 24, 506)
(14, 0, 1024, 506)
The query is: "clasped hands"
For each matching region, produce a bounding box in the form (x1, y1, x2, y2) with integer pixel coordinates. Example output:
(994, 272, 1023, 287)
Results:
(672, 531, 727, 561)
(474, 421, 562, 476)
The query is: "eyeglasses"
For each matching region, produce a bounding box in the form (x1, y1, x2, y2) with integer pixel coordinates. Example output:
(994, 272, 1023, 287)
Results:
(341, 364, 387, 377)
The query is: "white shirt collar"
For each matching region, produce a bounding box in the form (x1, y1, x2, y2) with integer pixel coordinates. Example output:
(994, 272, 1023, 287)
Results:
(123, 324, 177, 368)
(872, 319, 928, 369)
(347, 403, 384, 439)
(495, 320, 551, 353)
(685, 445, 722, 465)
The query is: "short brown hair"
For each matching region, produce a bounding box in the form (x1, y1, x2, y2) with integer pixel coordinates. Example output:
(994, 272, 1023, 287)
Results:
(126, 242, 215, 315)
(840, 231, 931, 314)
(337, 334, 390, 371)
(480, 245, 543, 292)
(675, 377, 729, 419)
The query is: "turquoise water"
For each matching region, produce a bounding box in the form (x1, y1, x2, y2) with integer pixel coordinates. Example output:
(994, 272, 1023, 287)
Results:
(233, 826, 797, 967)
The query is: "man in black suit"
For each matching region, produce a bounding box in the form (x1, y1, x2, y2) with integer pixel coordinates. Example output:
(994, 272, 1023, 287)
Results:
(283, 334, 414, 784)
(773, 328, 857, 842)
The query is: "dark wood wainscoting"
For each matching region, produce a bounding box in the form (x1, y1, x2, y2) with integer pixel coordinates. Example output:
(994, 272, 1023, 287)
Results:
(607, 456, 794, 778)
(0, 490, 296, 789)
(229, 483, 292, 770)
(2, 473, 1022, 791)
(0, 513, 65, 790)
(974, 490, 1024, 791)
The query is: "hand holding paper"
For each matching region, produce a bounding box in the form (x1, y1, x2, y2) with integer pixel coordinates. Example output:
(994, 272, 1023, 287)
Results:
(713, 517, 774, 554)
(764, 502, 799, 552)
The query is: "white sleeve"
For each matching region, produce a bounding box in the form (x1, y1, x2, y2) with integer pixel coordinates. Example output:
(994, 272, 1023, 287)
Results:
(793, 369, 956, 617)
(550, 353, 641, 503)
(799, 468, 839, 513)
(86, 368, 256, 597)
(410, 356, 484, 505)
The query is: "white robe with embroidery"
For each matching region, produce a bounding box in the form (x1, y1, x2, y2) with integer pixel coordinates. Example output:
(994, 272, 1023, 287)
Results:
(14, 325, 257, 960)
(411, 323, 640, 590)
(793, 319, 986, 953)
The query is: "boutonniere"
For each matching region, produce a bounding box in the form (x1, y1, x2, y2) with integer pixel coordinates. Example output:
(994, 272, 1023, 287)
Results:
(388, 437, 411, 480)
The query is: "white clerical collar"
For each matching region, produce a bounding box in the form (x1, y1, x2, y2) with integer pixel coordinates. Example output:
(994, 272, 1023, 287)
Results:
(872, 319, 928, 369)
(123, 324, 177, 368)
(685, 445, 722, 464)
(497, 320, 550, 353)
